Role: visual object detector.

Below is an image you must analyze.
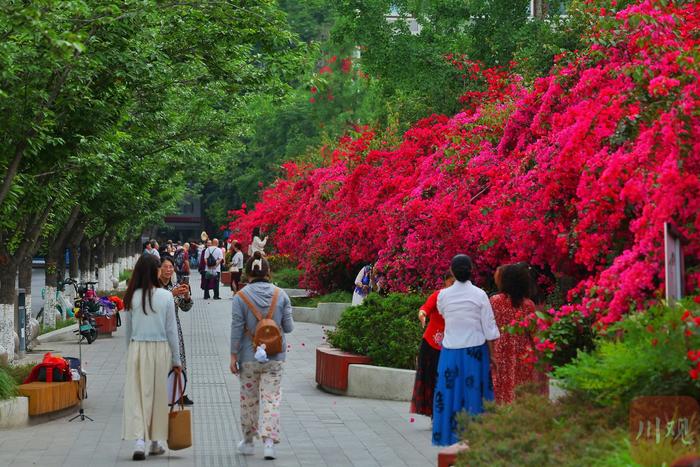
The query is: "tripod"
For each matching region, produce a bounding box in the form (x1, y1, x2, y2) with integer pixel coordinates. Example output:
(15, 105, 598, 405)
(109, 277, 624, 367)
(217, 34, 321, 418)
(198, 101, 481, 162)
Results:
(69, 321, 93, 422)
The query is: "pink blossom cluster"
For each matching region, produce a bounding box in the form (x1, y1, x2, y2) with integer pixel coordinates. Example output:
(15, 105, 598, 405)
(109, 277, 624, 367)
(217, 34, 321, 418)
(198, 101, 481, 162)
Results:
(228, 0, 700, 342)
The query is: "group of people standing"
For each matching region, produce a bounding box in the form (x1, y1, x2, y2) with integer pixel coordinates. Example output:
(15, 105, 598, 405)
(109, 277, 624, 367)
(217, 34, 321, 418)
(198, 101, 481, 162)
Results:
(124, 228, 291, 461)
(409, 255, 544, 446)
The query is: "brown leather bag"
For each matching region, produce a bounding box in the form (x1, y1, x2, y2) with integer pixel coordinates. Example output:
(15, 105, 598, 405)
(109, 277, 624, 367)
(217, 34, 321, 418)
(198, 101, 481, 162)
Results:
(167, 369, 192, 451)
(237, 287, 283, 356)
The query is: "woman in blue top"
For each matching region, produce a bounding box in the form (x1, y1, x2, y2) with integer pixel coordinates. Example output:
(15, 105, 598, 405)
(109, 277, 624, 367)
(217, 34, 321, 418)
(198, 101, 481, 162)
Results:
(122, 255, 181, 460)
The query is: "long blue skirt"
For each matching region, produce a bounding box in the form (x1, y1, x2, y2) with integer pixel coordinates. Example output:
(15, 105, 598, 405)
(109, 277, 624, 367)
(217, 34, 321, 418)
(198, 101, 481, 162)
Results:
(432, 343, 494, 446)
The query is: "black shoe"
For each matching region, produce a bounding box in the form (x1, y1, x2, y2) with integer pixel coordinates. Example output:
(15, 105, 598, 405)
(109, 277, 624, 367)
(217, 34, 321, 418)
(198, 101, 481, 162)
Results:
(213, 297, 221, 300)
(132, 451, 145, 461)
(182, 395, 194, 406)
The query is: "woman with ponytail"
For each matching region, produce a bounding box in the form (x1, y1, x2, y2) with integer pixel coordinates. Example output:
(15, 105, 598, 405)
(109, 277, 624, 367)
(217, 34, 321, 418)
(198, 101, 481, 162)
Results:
(230, 251, 294, 460)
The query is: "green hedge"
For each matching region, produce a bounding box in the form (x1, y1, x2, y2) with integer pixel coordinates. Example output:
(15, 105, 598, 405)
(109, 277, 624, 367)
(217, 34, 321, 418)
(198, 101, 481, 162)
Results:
(0, 363, 35, 385)
(271, 267, 300, 288)
(0, 368, 18, 401)
(326, 293, 426, 369)
(290, 290, 352, 308)
(554, 297, 700, 412)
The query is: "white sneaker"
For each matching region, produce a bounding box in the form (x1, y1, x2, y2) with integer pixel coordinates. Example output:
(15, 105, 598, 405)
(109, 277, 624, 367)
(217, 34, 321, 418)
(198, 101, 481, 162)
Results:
(132, 439, 146, 461)
(149, 440, 165, 456)
(237, 439, 254, 456)
(263, 438, 276, 460)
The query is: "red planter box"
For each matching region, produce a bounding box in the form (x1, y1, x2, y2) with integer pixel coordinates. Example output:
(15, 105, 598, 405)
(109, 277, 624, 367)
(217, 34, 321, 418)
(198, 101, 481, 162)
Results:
(438, 442, 469, 467)
(94, 314, 117, 335)
(315, 345, 371, 391)
(221, 271, 232, 285)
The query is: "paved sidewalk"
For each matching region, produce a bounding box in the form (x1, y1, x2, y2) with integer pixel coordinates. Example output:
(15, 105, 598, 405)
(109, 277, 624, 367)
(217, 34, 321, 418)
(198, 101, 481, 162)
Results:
(1, 283, 439, 467)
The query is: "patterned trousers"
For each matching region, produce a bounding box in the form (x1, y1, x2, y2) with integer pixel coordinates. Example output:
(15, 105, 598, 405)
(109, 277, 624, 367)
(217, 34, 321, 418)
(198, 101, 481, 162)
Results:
(239, 361, 283, 443)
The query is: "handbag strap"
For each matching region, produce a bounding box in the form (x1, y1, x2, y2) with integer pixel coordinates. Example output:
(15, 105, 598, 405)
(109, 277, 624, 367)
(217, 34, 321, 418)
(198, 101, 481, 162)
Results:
(169, 369, 184, 412)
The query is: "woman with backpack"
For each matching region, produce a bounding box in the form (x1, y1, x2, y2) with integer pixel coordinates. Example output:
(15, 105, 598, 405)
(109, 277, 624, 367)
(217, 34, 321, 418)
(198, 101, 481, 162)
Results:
(122, 255, 181, 460)
(230, 251, 294, 460)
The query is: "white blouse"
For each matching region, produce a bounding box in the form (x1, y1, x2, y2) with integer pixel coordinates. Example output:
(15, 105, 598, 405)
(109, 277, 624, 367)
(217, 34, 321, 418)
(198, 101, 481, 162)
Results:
(249, 236, 268, 255)
(437, 280, 500, 349)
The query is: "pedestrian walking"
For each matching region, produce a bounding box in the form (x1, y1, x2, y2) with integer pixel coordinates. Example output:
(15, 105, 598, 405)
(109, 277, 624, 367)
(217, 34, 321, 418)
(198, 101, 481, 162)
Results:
(230, 251, 294, 460)
(122, 255, 181, 460)
(203, 238, 224, 300)
(174, 243, 190, 283)
(230, 242, 244, 293)
(432, 254, 500, 446)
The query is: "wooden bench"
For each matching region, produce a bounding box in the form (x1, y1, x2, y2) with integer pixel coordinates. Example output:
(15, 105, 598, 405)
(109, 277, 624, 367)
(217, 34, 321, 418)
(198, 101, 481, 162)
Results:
(18, 379, 85, 416)
(315, 345, 371, 391)
(438, 442, 469, 467)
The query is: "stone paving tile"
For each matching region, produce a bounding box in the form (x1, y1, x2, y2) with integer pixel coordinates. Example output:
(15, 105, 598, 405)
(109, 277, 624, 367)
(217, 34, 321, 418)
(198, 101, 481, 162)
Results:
(2, 276, 440, 466)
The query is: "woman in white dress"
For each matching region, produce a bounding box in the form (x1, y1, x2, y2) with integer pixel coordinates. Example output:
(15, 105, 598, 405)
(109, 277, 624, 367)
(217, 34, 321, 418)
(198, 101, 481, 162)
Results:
(351, 264, 374, 306)
(248, 227, 268, 256)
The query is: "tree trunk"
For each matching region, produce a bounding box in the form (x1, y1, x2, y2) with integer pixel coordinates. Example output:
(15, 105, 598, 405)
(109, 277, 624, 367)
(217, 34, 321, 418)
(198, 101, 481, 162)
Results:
(69, 244, 79, 279)
(79, 236, 91, 283)
(43, 248, 60, 328)
(18, 256, 34, 322)
(96, 235, 107, 292)
(0, 263, 18, 362)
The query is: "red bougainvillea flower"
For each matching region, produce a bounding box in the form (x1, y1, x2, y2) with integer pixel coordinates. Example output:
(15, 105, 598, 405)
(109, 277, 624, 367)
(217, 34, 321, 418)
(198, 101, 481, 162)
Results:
(226, 0, 700, 351)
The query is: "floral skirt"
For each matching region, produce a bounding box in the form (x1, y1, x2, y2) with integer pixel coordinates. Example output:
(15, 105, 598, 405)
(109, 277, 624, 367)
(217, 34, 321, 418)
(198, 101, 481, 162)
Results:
(410, 339, 440, 417)
(432, 343, 494, 446)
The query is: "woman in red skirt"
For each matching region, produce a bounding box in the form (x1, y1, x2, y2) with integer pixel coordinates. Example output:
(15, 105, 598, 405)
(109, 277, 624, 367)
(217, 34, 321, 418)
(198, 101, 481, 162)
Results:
(490, 263, 543, 404)
(410, 273, 454, 417)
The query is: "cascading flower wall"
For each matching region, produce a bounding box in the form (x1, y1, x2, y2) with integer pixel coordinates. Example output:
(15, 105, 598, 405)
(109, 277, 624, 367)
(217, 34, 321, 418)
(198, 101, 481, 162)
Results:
(228, 0, 700, 348)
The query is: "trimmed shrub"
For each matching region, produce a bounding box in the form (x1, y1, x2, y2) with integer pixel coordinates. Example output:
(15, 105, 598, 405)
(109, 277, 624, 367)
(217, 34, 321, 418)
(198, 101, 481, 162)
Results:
(326, 293, 426, 369)
(271, 267, 300, 288)
(0, 368, 18, 401)
(0, 363, 35, 385)
(554, 297, 700, 411)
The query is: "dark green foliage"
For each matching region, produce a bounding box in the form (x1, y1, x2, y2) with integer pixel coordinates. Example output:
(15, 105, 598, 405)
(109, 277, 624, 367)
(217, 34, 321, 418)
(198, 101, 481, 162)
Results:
(0, 363, 35, 385)
(272, 267, 301, 289)
(326, 292, 426, 369)
(457, 387, 632, 467)
(0, 368, 18, 400)
(554, 297, 700, 411)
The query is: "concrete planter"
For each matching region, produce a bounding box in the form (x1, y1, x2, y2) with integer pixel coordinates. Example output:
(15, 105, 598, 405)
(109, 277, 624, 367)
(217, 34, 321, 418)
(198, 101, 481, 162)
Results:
(0, 397, 29, 429)
(346, 364, 415, 402)
(316, 345, 415, 402)
(36, 324, 78, 344)
(292, 302, 351, 326)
